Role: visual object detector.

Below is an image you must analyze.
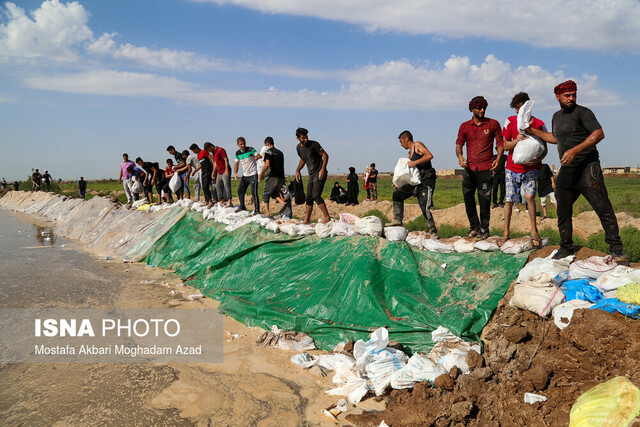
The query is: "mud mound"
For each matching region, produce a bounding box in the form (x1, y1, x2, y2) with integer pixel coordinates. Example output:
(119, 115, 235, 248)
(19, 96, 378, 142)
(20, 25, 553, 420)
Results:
(348, 248, 640, 426)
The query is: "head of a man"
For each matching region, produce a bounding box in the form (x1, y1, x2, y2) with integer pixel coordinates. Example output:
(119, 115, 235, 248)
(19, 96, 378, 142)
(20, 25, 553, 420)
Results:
(181, 150, 189, 159)
(189, 143, 201, 154)
(510, 92, 530, 113)
(334, 181, 340, 187)
(203, 142, 214, 152)
(166, 145, 176, 155)
(296, 127, 309, 145)
(135, 157, 144, 167)
(469, 96, 488, 119)
(35, 169, 39, 173)
(264, 136, 274, 147)
(554, 80, 577, 112)
(370, 163, 376, 170)
(123, 153, 129, 162)
(237, 137, 247, 151)
(398, 130, 413, 149)
(166, 159, 174, 168)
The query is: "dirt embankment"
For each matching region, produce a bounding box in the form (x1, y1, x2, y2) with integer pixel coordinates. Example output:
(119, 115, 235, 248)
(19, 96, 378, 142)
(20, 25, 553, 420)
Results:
(347, 246, 640, 426)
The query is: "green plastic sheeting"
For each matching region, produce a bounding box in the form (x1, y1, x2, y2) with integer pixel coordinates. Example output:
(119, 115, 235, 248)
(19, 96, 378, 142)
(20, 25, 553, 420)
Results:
(144, 212, 528, 352)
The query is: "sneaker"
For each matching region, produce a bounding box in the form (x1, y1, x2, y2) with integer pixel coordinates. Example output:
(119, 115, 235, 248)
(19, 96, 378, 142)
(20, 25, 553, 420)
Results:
(478, 230, 490, 239)
(612, 251, 629, 264)
(552, 249, 575, 260)
(466, 230, 479, 238)
(386, 220, 403, 227)
(491, 204, 499, 209)
(428, 230, 439, 239)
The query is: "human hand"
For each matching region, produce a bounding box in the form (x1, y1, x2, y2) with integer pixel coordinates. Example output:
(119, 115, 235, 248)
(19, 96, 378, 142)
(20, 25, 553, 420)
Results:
(295, 171, 301, 182)
(490, 158, 499, 171)
(319, 169, 326, 180)
(407, 161, 416, 168)
(560, 148, 577, 166)
(524, 157, 541, 167)
(458, 157, 468, 168)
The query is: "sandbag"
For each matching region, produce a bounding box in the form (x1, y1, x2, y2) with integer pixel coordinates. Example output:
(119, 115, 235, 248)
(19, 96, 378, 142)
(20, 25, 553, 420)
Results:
(617, 282, 640, 305)
(594, 265, 640, 298)
(569, 376, 640, 427)
(355, 216, 383, 237)
(131, 179, 143, 194)
(421, 238, 454, 253)
(570, 256, 618, 280)
(406, 231, 428, 248)
(517, 253, 573, 283)
(384, 226, 408, 242)
(513, 100, 545, 164)
(392, 158, 421, 188)
(452, 237, 476, 253)
(169, 173, 181, 192)
(510, 273, 565, 317)
(500, 236, 533, 255)
(473, 237, 501, 252)
(389, 353, 447, 390)
(315, 222, 333, 238)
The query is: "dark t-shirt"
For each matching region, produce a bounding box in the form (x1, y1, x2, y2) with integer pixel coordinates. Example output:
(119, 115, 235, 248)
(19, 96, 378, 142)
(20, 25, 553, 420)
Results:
(78, 180, 87, 190)
(296, 140, 324, 175)
(552, 104, 601, 168)
(538, 164, 554, 196)
(174, 152, 184, 166)
(197, 151, 213, 174)
(264, 147, 285, 178)
(369, 169, 378, 183)
(142, 162, 165, 182)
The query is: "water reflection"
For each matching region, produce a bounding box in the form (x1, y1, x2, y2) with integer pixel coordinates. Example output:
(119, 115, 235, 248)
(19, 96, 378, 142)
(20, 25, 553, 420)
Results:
(35, 226, 56, 246)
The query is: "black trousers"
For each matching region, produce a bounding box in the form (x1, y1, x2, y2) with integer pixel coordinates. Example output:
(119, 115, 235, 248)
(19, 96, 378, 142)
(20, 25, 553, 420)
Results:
(393, 178, 437, 232)
(462, 169, 492, 232)
(201, 172, 212, 203)
(555, 161, 622, 253)
(492, 171, 505, 204)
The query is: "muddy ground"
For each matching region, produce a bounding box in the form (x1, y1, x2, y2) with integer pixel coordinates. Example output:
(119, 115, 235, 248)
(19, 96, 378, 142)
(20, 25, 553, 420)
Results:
(347, 246, 640, 426)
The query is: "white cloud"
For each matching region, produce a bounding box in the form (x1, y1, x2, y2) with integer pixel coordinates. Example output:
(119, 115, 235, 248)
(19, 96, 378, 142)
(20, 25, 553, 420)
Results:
(24, 55, 621, 111)
(0, 0, 92, 62)
(200, 0, 640, 53)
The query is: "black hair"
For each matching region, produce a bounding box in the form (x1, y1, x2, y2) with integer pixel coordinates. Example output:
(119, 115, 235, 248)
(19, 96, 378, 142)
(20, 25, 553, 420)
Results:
(370, 163, 375, 167)
(123, 153, 129, 157)
(295, 127, 308, 138)
(166, 145, 175, 152)
(510, 92, 530, 109)
(166, 158, 173, 164)
(181, 150, 189, 157)
(135, 157, 143, 163)
(189, 143, 199, 150)
(398, 130, 413, 141)
(203, 142, 213, 149)
(237, 137, 246, 143)
(349, 167, 355, 173)
(264, 136, 274, 145)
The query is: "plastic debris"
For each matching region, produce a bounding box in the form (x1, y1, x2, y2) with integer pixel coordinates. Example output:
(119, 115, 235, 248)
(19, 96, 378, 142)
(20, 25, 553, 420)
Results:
(552, 300, 594, 330)
(569, 376, 640, 427)
(256, 325, 316, 351)
(524, 392, 547, 404)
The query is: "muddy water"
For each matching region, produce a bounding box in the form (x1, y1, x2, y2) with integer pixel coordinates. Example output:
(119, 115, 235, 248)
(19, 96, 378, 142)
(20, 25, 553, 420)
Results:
(0, 210, 341, 426)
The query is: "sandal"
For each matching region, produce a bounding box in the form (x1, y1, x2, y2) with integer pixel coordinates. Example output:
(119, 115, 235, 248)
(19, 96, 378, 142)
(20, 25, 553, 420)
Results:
(497, 236, 510, 247)
(530, 233, 542, 248)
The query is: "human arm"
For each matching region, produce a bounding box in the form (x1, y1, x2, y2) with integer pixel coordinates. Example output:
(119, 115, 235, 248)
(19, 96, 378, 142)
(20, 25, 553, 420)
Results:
(456, 144, 467, 169)
(525, 127, 557, 144)
(234, 160, 239, 180)
(295, 158, 305, 183)
(559, 128, 604, 166)
(259, 158, 271, 181)
(408, 141, 434, 168)
(319, 150, 328, 180)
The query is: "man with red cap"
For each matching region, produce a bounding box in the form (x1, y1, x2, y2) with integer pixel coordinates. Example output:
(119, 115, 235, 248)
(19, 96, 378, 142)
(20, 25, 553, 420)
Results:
(456, 96, 504, 238)
(526, 80, 626, 262)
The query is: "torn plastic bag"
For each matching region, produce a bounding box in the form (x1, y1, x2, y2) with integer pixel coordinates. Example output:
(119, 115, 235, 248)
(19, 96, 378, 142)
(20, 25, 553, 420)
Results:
(389, 353, 447, 389)
(406, 231, 428, 248)
(590, 298, 640, 319)
(569, 376, 640, 427)
(561, 279, 604, 303)
(552, 300, 594, 330)
(326, 378, 370, 404)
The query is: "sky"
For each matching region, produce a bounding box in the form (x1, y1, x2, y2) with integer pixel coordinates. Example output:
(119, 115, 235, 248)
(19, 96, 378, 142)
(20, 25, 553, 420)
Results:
(1, 0, 639, 180)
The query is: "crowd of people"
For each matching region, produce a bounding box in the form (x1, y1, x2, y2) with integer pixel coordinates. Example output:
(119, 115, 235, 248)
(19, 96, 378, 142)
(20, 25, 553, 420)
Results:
(13, 80, 626, 261)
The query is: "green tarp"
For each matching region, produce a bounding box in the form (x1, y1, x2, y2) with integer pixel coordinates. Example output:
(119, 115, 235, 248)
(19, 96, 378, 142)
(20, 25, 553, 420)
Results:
(142, 212, 528, 352)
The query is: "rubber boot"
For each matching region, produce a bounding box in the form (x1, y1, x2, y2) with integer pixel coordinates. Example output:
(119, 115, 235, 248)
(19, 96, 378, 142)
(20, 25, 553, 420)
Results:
(386, 202, 404, 226)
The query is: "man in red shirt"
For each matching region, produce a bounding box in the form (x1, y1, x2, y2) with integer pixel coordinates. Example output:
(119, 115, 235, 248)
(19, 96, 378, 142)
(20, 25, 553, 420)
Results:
(456, 96, 504, 238)
(500, 92, 547, 247)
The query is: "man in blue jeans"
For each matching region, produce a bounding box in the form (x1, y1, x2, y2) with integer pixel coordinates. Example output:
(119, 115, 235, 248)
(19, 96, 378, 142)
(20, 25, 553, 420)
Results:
(234, 137, 261, 214)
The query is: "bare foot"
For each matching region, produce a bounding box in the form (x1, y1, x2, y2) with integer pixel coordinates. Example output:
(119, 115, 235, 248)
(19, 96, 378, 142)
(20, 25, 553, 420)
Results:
(497, 235, 510, 247)
(531, 233, 542, 248)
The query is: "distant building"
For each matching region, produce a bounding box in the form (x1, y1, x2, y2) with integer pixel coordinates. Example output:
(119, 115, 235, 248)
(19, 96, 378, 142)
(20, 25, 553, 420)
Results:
(603, 167, 631, 174)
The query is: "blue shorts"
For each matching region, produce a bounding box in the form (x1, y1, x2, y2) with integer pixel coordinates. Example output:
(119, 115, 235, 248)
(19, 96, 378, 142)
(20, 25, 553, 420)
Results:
(506, 169, 539, 203)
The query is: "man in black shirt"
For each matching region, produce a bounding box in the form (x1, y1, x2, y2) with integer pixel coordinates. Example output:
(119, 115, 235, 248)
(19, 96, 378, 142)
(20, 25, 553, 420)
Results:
(526, 80, 625, 262)
(259, 137, 286, 216)
(295, 127, 331, 224)
(135, 157, 164, 204)
(369, 163, 379, 201)
(538, 164, 556, 219)
(31, 169, 42, 191)
(491, 154, 507, 208)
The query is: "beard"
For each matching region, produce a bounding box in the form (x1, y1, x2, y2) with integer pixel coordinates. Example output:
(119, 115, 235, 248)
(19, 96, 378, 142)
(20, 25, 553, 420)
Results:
(559, 99, 576, 112)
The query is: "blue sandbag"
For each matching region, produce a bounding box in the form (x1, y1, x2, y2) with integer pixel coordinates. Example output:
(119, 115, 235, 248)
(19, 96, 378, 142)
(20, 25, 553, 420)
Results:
(591, 298, 640, 319)
(562, 279, 604, 303)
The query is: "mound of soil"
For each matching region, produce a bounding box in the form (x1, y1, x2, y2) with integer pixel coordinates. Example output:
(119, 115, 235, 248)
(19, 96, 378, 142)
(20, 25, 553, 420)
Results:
(347, 247, 640, 426)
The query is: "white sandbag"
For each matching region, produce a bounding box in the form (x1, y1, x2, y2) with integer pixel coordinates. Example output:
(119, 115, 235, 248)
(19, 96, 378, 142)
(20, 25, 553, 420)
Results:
(169, 173, 181, 192)
(332, 363, 359, 385)
(513, 100, 545, 164)
(296, 224, 317, 236)
(384, 226, 408, 242)
(366, 349, 408, 395)
(339, 213, 360, 224)
(315, 222, 333, 238)
(594, 265, 640, 298)
(265, 221, 279, 233)
(569, 255, 618, 280)
(500, 236, 533, 255)
(131, 179, 143, 194)
(279, 223, 298, 235)
(421, 238, 454, 253)
(326, 378, 370, 404)
(473, 238, 501, 252)
(517, 253, 573, 283)
(354, 327, 389, 360)
(427, 335, 481, 375)
(256, 146, 270, 180)
(202, 207, 211, 220)
(355, 216, 383, 237)
(392, 158, 421, 188)
(301, 353, 356, 371)
(552, 300, 594, 330)
(517, 100, 535, 133)
(131, 198, 148, 208)
(390, 353, 447, 390)
(331, 222, 357, 237)
(453, 237, 476, 253)
(509, 273, 565, 317)
(290, 352, 314, 366)
(406, 231, 428, 248)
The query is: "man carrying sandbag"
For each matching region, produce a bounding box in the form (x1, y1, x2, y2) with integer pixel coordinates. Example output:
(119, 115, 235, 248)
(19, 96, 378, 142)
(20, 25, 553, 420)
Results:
(500, 92, 548, 248)
(388, 130, 438, 237)
(456, 96, 504, 239)
(526, 80, 626, 262)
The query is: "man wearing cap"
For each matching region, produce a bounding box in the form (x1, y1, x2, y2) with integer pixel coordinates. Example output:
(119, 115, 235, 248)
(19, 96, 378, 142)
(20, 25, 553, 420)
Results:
(526, 80, 626, 262)
(456, 96, 504, 238)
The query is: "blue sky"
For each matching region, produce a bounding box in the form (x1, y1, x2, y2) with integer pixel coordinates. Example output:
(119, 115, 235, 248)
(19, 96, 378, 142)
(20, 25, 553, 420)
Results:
(1, 0, 639, 180)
